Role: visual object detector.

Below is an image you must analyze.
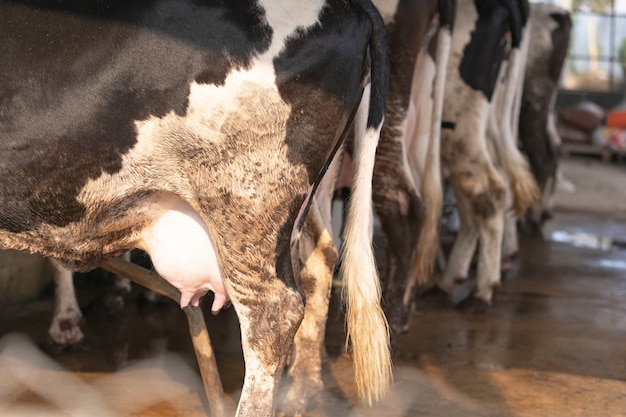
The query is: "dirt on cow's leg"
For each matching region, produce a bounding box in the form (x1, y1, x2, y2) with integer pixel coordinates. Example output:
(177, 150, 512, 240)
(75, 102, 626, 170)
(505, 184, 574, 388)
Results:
(473, 178, 506, 304)
(230, 272, 305, 417)
(439, 161, 507, 307)
(278, 206, 338, 417)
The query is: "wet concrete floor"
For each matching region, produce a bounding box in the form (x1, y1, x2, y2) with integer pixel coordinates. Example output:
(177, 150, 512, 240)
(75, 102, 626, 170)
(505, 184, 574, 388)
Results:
(1, 210, 626, 416)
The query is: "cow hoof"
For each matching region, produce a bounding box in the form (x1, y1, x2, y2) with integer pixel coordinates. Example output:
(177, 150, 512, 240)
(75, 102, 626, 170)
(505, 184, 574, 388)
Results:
(541, 209, 553, 222)
(421, 285, 451, 300)
(142, 289, 162, 304)
(450, 277, 476, 306)
(277, 376, 321, 417)
(455, 297, 490, 313)
(48, 319, 85, 347)
(103, 293, 126, 314)
(277, 403, 306, 417)
(384, 298, 412, 337)
(501, 253, 518, 276)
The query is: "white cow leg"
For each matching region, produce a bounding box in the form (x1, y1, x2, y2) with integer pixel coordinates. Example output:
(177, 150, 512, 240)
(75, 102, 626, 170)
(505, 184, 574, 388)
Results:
(470, 166, 507, 305)
(280, 202, 337, 417)
(475, 203, 505, 304)
(440, 164, 507, 306)
(46, 259, 84, 346)
(501, 208, 519, 271)
(439, 189, 479, 295)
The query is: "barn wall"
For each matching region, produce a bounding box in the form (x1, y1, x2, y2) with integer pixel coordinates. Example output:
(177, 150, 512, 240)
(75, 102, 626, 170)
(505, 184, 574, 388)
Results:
(0, 251, 52, 305)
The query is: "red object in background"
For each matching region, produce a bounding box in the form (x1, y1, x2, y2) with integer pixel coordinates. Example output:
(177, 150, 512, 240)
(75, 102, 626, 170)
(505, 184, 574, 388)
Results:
(606, 110, 626, 129)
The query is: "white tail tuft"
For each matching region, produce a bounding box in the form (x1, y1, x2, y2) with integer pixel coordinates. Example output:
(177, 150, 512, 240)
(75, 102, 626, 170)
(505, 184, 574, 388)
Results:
(341, 86, 392, 404)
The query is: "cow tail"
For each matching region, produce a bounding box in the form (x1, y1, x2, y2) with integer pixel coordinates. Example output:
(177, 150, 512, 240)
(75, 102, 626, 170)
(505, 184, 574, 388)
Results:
(409, 8, 453, 294)
(342, 0, 391, 406)
(491, 19, 540, 218)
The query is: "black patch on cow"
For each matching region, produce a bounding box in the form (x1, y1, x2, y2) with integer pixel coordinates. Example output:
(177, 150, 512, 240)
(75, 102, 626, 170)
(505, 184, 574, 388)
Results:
(274, 0, 372, 183)
(459, 0, 526, 100)
(548, 11, 572, 83)
(0, 0, 271, 232)
(495, 0, 529, 48)
(441, 121, 457, 130)
(518, 8, 571, 214)
(350, 0, 388, 129)
(439, 0, 455, 30)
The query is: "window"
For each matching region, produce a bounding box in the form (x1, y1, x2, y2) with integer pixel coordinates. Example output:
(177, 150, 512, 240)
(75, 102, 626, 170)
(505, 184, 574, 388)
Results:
(535, 0, 626, 92)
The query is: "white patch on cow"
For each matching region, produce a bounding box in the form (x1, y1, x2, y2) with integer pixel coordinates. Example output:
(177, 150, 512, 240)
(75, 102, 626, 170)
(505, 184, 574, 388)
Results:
(451, 0, 480, 54)
(137, 192, 228, 312)
(186, 0, 325, 127)
(372, 0, 400, 24)
(185, 64, 279, 144)
(259, 0, 325, 56)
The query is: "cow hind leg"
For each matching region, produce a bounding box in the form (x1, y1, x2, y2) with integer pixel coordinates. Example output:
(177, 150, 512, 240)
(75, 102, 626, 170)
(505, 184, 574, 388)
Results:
(232, 276, 305, 417)
(501, 186, 519, 274)
(46, 259, 84, 346)
(440, 168, 506, 306)
(101, 252, 133, 313)
(438, 189, 479, 301)
(372, 160, 425, 337)
(473, 185, 506, 305)
(279, 203, 338, 417)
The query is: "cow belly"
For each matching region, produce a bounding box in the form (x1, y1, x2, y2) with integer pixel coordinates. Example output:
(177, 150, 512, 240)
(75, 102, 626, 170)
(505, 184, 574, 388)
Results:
(139, 193, 227, 313)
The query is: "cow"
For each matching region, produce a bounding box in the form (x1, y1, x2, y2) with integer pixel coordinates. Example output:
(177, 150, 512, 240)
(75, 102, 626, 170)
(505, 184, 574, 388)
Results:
(486, 0, 534, 272)
(271, 2, 454, 413)
(327, 0, 454, 337)
(518, 2, 572, 238)
(370, 0, 454, 334)
(0, 1, 391, 416)
(437, 0, 540, 307)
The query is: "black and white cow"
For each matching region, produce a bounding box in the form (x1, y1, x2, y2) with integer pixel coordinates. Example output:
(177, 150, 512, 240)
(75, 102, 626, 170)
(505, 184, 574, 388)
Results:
(316, 0, 454, 338)
(281, 6, 455, 409)
(278, 2, 454, 410)
(437, 0, 539, 306)
(0, 1, 391, 416)
(518, 2, 572, 238)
